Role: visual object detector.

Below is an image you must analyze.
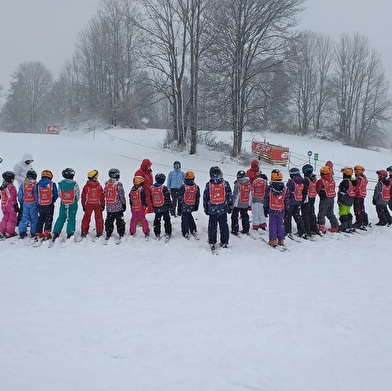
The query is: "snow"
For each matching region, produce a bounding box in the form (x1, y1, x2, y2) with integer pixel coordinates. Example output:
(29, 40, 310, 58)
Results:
(0, 128, 392, 391)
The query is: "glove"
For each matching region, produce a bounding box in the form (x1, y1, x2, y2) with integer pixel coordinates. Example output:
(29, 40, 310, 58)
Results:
(228, 209, 232, 214)
(204, 209, 209, 216)
(264, 208, 269, 218)
(303, 195, 308, 205)
(14, 203, 20, 213)
(82, 207, 86, 212)
(101, 206, 105, 212)
(122, 203, 126, 212)
(372, 199, 376, 205)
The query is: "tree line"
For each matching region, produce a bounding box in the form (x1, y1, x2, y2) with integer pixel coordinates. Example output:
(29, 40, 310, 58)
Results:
(0, 0, 391, 155)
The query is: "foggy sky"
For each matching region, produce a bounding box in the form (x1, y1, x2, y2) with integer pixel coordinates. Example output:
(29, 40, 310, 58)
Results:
(0, 0, 391, 91)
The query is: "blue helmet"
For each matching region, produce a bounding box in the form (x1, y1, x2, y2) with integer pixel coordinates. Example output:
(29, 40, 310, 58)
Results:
(289, 167, 300, 177)
(302, 164, 314, 174)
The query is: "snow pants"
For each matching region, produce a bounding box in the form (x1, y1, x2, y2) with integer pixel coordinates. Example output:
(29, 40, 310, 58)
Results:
(170, 188, 181, 216)
(231, 207, 250, 234)
(105, 211, 126, 238)
(375, 205, 392, 225)
(251, 202, 266, 230)
(81, 204, 104, 236)
(268, 209, 285, 241)
(18, 202, 38, 236)
(318, 197, 339, 228)
(36, 204, 55, 237)
(208, 213, 229, 246)
(53, 203, 78, 236)
(353, 197, 368, 227)
(130, 209, 150, 235)
(181, 212, 197, 236)
(153, 210, 172, 237)
(0, 203, 17, 235)
(301, 197, 318, 235)
(284, 204, 305, 236)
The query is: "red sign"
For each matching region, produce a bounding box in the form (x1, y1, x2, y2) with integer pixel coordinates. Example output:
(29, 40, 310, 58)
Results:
(252, 141, 289, 166)
(46, 125, 60, 135)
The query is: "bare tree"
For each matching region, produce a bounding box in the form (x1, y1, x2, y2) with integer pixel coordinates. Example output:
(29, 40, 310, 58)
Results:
(203, 0, 304, 156)
(333, 33, 391, 146)
(1, 62, 53, 132)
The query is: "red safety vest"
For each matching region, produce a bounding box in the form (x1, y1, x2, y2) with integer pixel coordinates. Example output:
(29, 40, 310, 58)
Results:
(86, 184, 101, 204)
(293, 182, 304, 202)
(130, 187, 142, 211)
(151, 185, 165, 207)
(209, 182, 225, 204)
(38, 183, 53, 206)
(23, 182, 36, 203)
(184, 184, 197, 205)
(0, 188, 9, 206)
(252, 178, 266, 198)
(239, 182, 251, 203)
(61, 189, 75, 205)
(307, 178, 317, 198)
(355, 176, 368, 198)
(322, 178, 336, 197)
(269, 188, 286, 211)
(381, 183, 390, 202)
(105, 182, 117, 203)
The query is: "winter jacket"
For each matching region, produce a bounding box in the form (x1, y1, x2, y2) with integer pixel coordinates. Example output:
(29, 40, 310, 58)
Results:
(179, 179, 200, 213)
(316, 173, 336, 200)
(167, 167, 185, 189)
(286, 175, 304, 205)
(203, 177, 233, 215)
(57, 179, 80, 207)
(13, 152, 34, 187)
(34, 178, 59, 205)
(104, 179, 126, 213)
(251, 175, 268, 204)
(232, 176, 251, 208)
(81, 180, 105, 209)
(263, 180, 289, 215)
(338, 176, 357, 207)
(246, 160, 260, 184)
(373, 178, 390, 206)
(134, 158, 154, 212)
(150, 182, 172, 213)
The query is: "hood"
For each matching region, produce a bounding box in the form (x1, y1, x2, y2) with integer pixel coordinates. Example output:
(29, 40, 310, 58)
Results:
(140, 159, 152, 171)
(326, 160, 334, 175)
(251, 160, 259, 169)
(37, 177, 51, 187)
(22, 152, 33, 162)
(237, 176, 250, 185)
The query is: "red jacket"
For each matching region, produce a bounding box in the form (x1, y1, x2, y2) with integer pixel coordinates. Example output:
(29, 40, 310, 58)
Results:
(246, 160, 260, 184)
(81, 180, 105, 209)
(134, 159, 154, 213)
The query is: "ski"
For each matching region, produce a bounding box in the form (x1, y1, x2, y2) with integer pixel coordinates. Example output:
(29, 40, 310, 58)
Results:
(191, 232, 200, 240)
(32, 238, 45, 248)
(287, 233, 302, 243)
(210, 245, 219, 255)
(115, 237, 122, 245)
(259, 237, 289, 251)
(164, 234, 171, 243)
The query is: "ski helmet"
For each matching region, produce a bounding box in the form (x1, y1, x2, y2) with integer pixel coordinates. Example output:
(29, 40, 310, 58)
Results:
(2, 171, 15, 182)
(108, 168, 120, 179)
(354, 165, 365, 174)
(320, 166, 331, 175)
(26, 169, 37, 180)
(41, 170, 53, 180)
(237, 170, 246, 179)
(87, 170, 99, 180)
(155, 173, 166, 184)
(62, 168, 75, 179)
(270, 169, 283, 181)
(341, 166, 353, 177)
(185, 171, 195, 180)
(133, 176, 144, 186)
(289, 167, 300, 177)
(377, 169, 388, 179)
(302, 164, 314, 174)
(209, 166, 221, 179)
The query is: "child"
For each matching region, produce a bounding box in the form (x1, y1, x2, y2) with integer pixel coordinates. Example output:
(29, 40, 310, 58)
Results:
(34, 170, 58, 241)
(250, 172, 268, 231)
(316, 165, 339, 233)
(0, 171, 18, 239)
(231, 170, 251, 236)
(81, 170, 105, 239)
(284, 167, 307, 239)
(301, 164, 319, 236)
(337, 167, 357, 232)
(104, 168, 126, 241)
(246, 160, 260, 185)
(178, 170, 200, 239)
(386, 165, 392, 214)
(353, 165, 368, 229)
(167, 160, 185, 217)
(129, 176, 150, 239)
(50, 168, 80, 245)
(151, 173, 172, 240)
(17, 169, 38, 239)
(203, 166, 233, 250)
(263, 169, 288, 247)
(372, 169, 391, 226)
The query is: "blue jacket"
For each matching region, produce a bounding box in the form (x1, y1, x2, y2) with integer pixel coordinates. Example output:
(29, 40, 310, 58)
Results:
(167, 169, 185, 189)
(34, 178, 59, 205)
(179, 179, 200, 213)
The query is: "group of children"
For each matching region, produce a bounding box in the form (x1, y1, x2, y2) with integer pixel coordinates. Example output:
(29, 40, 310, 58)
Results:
(1, 154, 392, 250)
(0, 157, 201, 245)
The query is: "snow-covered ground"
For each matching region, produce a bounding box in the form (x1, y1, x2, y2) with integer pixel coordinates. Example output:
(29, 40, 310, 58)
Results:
(0, 128, 391, 391)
